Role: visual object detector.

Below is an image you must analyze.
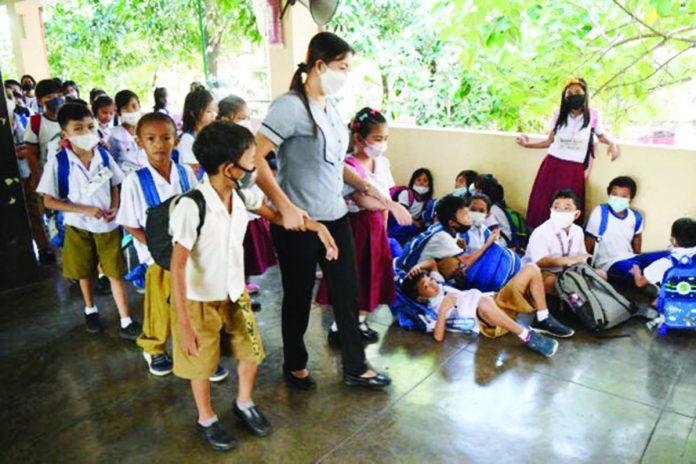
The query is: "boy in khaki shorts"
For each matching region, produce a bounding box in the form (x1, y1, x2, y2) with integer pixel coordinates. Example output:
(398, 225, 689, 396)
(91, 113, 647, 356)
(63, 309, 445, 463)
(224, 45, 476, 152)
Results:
(36, 103, 141, 339)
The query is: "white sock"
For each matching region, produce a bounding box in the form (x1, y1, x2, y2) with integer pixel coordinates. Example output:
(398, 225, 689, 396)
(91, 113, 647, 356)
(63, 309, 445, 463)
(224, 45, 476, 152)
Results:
(359, 315, 366, 323)
(120, 317, 133, 329)
(198, 415, 218, 427)
(518, 328, 531, 341)
(330, 321, 338, 332)
(84, 306, 98, 315)
(536, 309, 549, 321)
(236, 399, 255, 411)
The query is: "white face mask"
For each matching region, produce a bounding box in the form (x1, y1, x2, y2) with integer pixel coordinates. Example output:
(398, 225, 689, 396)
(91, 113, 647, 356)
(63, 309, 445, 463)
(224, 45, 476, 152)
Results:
(550, 210, 576, 229)
(69, 132, 100, 152)
(364, 142, 387, 158)
(319, 66, 348, 96)
(120, 111, 141, 126)
(427, 285, 445, 308)
(607, 195, 630, 214)
(470, 211, 486, 226)
(413, 185, 429, 195)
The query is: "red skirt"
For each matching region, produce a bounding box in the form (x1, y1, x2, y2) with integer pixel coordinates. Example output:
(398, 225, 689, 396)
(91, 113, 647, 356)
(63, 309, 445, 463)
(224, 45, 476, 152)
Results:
(316, 210, 396, 312)
(526, 155, 586, 229)
(243, 217, 277, 276)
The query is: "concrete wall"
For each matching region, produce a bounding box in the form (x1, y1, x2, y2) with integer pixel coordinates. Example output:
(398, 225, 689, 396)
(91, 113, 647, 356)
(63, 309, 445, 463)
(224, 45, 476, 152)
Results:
(385, 125, 696, 252)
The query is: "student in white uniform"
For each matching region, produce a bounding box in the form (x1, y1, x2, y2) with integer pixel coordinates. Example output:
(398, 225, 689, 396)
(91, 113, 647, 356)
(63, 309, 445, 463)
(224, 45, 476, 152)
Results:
(177, 88, 217, 178)
(36, 103, 141, 339)
(516, 78, 619, 228)
(108, 90, 147, 174)
(465, 193, 494, 253)
(23, 79, 64, 168)
(525, 189, 605, 295)
(585, 176, 668, 286)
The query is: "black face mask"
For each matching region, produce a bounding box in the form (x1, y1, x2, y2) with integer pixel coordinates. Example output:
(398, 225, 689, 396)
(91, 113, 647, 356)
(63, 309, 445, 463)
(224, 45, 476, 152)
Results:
(566, 94, 585, 111)
(452, 221, 471, 234)
(22, 82, 34, 92)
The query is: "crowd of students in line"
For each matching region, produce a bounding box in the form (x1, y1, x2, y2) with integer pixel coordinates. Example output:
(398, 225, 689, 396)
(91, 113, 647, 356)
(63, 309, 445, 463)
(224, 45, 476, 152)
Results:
(4, 30, 695, 453)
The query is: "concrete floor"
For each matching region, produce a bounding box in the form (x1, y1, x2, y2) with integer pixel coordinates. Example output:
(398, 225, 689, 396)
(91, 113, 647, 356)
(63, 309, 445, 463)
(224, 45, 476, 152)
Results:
(1, 265, 695, 464)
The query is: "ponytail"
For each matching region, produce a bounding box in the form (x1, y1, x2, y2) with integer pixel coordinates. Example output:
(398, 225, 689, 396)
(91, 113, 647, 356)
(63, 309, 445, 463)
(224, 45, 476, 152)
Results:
(290, 62, 319, 137)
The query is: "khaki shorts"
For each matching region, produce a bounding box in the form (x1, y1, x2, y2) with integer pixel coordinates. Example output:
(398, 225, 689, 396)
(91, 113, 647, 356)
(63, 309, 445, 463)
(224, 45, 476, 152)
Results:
(171, 293, 265, 380)
(478, 278, 537, 338)
(62, 225, 125, 279)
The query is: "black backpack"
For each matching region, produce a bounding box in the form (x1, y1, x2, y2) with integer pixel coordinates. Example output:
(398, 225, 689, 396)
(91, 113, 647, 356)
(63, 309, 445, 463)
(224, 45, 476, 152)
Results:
(145, 190, 207, 270)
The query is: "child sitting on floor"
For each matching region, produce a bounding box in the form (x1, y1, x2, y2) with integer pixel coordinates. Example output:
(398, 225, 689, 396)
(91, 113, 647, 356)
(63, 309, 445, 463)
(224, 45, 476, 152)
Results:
(585, 176, 668, 286)
(401, 259, 572, 355)
(463, 193, 495, 254)
(453, 169, 478, 198)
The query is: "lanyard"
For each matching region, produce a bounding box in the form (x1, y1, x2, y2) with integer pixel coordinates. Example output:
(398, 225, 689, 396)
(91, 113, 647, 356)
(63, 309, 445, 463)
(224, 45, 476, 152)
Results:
(556, 233, 573, 257)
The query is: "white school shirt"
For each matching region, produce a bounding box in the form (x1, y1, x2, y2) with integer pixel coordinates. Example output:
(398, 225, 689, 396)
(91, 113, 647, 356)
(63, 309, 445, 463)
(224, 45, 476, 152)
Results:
(12, 116, 31, 179)
(23, 114, 61, 166)
(644, 247, 696, 285)
(547, 109, 605, 163)
(178, 132, 197, 166)
(343, 155, 396, 213)
(421, 229, 465, 263)
(397, 189, 425, 219)
(490, 204, 511, 246)
(108, 125, 148, 175)
(585, 205, 643, 271)
(525, 218, 587, 272)
(116, 161, 198, 264)
(425, 271, 482, 334)
(36, 147, 124, 233)
(464, 223, 490, 254)
(169, 179, 263, 302)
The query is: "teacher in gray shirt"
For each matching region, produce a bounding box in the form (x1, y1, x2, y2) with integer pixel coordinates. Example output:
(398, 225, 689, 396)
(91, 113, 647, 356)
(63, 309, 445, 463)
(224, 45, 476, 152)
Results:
(254, 32, 392, 390)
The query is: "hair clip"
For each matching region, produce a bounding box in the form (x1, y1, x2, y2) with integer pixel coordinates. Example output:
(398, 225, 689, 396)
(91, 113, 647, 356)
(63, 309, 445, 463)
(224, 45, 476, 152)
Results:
(357, 113, 369, 121)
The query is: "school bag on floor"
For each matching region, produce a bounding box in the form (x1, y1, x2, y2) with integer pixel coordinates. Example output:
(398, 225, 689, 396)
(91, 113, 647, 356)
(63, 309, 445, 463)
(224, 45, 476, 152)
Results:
(656, 255, 696, 335)
(555, 264, 653, 331)
(47, 146, 111, 247)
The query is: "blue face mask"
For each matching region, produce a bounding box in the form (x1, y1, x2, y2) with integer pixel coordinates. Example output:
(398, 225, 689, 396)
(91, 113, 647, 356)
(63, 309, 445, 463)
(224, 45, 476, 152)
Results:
(453, 187, 468, 197)
(607, 195, 630, 214)
(427, 286, 445, 308)
(45, 97, 65, 114)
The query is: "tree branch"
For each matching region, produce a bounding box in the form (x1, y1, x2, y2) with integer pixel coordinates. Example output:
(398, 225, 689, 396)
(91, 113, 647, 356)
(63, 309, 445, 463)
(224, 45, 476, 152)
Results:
(594, 37, 668, 94)
(611, 1, 696, 44)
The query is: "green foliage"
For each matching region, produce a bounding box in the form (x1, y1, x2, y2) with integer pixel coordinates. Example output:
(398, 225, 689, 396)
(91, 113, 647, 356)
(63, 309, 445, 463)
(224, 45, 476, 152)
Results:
(43, 0, 260, 105)
(330, 0, 696, 134)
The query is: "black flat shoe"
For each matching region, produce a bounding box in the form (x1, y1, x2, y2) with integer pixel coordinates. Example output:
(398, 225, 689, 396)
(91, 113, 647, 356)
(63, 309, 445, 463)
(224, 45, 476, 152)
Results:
(233, 403, 272, 437)
(196, 421, 237, 451)
(84, 313, 103, 334)
(283, 368, 317, 390)
(251, 299, 262, 312)
(343, 371, 392, 390)
(359, 321, 379, 342)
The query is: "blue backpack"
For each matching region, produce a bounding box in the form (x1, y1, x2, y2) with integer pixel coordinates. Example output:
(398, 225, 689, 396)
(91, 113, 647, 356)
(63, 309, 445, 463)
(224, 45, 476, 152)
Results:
(48, 146, 111, 247)
(596, 204, 643, 238)
(395, 223, 445, 271)
(656, 255, 696, 335)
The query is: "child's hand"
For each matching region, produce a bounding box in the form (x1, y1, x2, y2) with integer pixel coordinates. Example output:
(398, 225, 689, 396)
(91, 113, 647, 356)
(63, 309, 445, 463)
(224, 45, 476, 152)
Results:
(406, 265, 424, 279)
(179, 323, 200, 357)
(516, 135, 529, 147)
(102, 208, 117, 222)
(15, 144, 29, 159)
(316, 224, 339, 261)
(389, 201, 412, 226)
(570, 253, 592, 265)
(608, 143, 619, 161)
(84, 206, 104, 219)
(629, 264, 642, 277)
(486, 229, 501, 244)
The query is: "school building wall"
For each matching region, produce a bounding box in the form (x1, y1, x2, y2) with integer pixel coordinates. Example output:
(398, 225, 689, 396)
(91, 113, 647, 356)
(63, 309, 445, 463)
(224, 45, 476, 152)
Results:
(385, 125, 696, 252)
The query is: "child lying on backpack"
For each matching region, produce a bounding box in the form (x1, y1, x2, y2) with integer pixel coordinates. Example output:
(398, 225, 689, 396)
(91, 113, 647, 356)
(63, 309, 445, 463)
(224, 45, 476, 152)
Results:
(402, 259, 574, 356)
(630, 217, 696, 288)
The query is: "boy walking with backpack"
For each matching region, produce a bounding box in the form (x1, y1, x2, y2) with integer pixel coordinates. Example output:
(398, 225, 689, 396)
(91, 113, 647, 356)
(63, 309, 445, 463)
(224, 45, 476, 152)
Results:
(116, 112, 199, 376)
(36, 103, 141, 338)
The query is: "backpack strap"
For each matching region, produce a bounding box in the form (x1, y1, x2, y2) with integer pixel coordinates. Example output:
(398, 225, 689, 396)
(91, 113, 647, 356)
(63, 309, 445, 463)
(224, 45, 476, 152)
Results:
(171, 149, 180, 164)
(136, 168, 162, 209)
(97, 145, 110, 167)
(632, 209, 643, 234)
(56, 148, 70, 199)
(30, 114, 42, 136)
(597, 204, 610, 239)
(176, 163, 190, 192)
(185, 189, 207, 238)
(345, 156, 366, 179)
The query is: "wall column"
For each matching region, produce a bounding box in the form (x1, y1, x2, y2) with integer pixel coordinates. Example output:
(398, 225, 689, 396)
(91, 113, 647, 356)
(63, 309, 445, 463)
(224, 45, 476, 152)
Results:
(5, 0, 51, 79)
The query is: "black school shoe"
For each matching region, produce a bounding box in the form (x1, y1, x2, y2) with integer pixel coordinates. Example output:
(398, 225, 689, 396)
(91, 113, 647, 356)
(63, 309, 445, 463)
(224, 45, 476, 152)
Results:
(85, 312, 104, 333)
(119, 321, 142, 341)
(359, 321, 380, 342)
(251, 299, 262, 312)
(343, 370, 392, 390)
(531, 315, 575, 338)
(233, 403, 272, 437)
(283, 367, 317, 390)
(196, 421, 237, 451)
